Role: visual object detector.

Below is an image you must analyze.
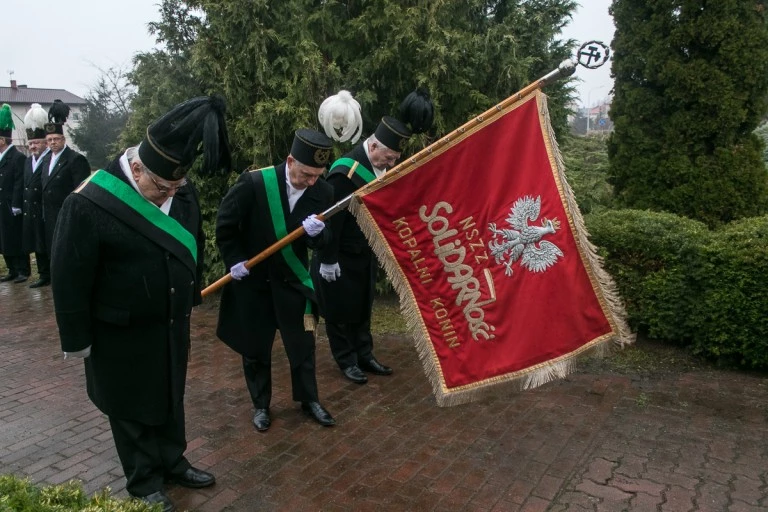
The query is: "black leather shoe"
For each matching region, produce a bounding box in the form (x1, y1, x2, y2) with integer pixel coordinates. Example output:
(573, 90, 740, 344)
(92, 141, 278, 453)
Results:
(13, 275, 29, 283)
(29, 278, 50, 288)
(301, 401, 335, 426)
(342, 365, 368, 384)
(0, 274, 18, 283)
(134, 490, 175, 512)
(252, 408, 270, 431)
(168, 466, 216, 488)
(360, 357, 393, 376)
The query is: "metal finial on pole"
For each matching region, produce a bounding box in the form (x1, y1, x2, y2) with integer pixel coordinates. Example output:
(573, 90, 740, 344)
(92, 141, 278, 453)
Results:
(576, 41, 611, 69)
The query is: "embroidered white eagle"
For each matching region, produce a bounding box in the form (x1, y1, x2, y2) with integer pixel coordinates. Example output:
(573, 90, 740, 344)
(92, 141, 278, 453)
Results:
(487, 195, 564, 277)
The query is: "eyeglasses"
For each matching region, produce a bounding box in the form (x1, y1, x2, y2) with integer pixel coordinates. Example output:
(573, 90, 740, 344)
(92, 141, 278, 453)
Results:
(145, 171, 187, 195)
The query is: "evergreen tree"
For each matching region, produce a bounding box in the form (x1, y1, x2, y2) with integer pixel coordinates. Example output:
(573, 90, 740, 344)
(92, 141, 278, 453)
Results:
(70, 67, 134, 168)
(124, 0, 580, 283)
(128, 0, 578, 166)
(608, 0, 768, 226)
(120, 0, 205, 148)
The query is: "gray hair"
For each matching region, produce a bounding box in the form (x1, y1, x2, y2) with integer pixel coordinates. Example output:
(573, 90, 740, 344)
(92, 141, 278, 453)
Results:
(126, 145, 140, 164)
(126, 146, 151, 174)
(366, 134, 394, 152)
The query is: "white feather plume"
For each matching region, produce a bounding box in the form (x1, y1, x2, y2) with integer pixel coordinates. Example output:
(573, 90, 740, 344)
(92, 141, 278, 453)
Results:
(24, 103, 48, 130)
(318, 90, 363, 143)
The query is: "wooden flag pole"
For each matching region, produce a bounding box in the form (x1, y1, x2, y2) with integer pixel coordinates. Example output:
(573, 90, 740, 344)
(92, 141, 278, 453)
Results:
(201, 195, 353, 298)
(200, 59, 576, 299)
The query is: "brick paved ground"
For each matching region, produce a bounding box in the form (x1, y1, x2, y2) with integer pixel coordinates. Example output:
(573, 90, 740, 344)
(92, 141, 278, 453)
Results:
(1, 280, 767, 511)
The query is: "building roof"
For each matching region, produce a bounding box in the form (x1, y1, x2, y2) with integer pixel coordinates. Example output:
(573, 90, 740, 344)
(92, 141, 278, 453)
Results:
(0, 86, 86, 105)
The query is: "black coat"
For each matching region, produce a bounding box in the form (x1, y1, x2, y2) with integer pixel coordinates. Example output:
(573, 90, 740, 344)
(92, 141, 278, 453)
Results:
(216, 163, 333, 356)
(0, 145, 27, 256)
(51, 158, 205, 425)
(41, 146, 91, 253)
(311, 144, 377, 323)
(22, 152, 48, 254)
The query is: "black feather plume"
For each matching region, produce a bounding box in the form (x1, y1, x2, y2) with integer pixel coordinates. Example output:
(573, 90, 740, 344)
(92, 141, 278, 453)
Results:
(399, 87, 434, 134)
(149, 95, 232, 174)
(48, 99, 70, 124)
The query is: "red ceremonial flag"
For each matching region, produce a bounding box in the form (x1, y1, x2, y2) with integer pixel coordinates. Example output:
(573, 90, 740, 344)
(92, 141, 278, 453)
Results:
(351, 90, 632, 406)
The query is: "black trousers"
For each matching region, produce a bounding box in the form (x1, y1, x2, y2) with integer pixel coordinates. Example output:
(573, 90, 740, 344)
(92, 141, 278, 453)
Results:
(34, 252, 50, 280)
(326, 318, 374, 370)
(108, 410, 190, 497)
(2, 254, 30, 277)
(241, 285, 319, 409)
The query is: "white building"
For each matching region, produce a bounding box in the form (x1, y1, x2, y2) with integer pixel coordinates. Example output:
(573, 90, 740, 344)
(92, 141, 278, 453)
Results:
(0, 80, 87, 153)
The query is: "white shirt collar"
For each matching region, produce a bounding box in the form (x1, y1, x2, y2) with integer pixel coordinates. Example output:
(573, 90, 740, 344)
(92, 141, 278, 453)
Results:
(120, 152, 173, 214)
(284, 163, 306, 213)
(32, 148, 50, 171)
(48, 145, 68, 174)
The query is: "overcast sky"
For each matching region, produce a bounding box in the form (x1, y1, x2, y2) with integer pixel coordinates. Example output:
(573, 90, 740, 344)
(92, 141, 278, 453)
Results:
(7, 0, 613, 108)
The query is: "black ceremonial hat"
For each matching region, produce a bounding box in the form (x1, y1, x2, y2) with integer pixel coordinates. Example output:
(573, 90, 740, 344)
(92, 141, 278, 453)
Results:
(44, 99, 69, 136)
(138, 95, 232, 180)
(374, 116, 412, 152)
(25, 103, 48, 140)
(399, 87, 434, 135)
(290, 129, 333, 167)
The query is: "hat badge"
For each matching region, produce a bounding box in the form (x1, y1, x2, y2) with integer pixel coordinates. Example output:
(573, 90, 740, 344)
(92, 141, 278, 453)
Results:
(314, 148, 331, 166)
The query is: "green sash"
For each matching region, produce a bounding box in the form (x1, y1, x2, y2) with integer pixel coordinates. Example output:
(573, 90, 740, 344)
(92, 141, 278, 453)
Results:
(76, 170, 197, 272)
(330, 157, 376, 186)
(260, 167, 315, 325)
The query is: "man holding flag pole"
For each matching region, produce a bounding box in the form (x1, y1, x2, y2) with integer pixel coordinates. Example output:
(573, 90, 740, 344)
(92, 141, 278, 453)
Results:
(202, 52, 632, 407)
(215, 129, 337, 432)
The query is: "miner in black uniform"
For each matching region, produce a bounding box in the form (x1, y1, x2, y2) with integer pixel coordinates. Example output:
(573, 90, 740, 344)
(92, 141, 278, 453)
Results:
(51, 96, 231, 512)
(216, 129, 336, 432)
(41, 99, 91, 276)
(0, 103, 30, 283)
(311, 88, 434, 385)
(22, 103, 51, 287)
(311, 117, 412, 384)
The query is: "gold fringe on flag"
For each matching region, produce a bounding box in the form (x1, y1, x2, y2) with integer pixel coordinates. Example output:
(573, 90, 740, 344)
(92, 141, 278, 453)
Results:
(538, 96, 634, 349)
(351, 91, 633, 407)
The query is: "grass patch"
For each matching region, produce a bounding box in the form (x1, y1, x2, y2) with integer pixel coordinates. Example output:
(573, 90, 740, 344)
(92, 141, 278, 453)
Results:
(635, 392, 650, 408)
(371, 295, 408, 336)
(578, 335, 712, 376)
(0, 474, 159, 511)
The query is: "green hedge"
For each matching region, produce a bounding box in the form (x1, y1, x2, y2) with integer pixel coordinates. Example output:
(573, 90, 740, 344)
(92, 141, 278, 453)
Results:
(587, 209, 768, 368)
(0, 475, 159, 512)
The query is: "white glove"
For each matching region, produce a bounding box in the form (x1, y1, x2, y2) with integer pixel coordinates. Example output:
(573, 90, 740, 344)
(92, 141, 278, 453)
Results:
(11, 207, 21, 216)
(302, 215, 325, 237)
(64, 346, 91, 359)
(230, 261, 250, 280)
(320, 262, 341, 282)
